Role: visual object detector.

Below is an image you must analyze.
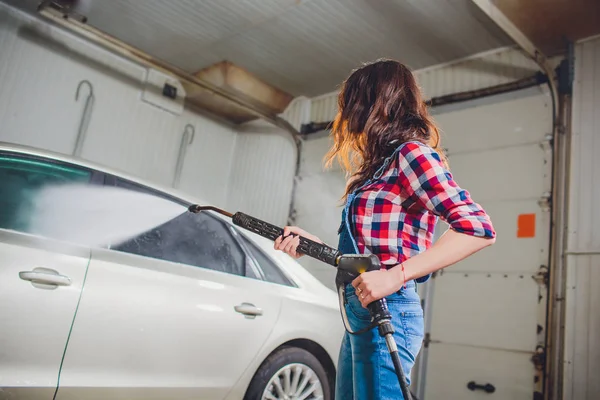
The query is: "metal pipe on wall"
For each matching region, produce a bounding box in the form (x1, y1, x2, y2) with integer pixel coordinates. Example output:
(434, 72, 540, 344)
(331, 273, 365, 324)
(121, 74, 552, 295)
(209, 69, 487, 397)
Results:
(546, 49, 575, 400)
(300, 73, 550, 136)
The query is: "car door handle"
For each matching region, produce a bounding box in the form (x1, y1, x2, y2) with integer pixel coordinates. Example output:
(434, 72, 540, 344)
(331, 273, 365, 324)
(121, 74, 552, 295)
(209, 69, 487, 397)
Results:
(234, 303, 263, 317)
(19, 268, 72, 287)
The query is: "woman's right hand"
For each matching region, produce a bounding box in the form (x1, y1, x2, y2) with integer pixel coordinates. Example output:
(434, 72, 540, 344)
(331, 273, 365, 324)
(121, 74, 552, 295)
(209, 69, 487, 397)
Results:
(274, 226, 322, 259)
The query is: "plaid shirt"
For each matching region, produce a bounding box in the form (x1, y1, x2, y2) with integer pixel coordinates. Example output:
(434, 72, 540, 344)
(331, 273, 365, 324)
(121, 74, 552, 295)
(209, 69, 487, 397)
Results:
(351, 141, 495, 268)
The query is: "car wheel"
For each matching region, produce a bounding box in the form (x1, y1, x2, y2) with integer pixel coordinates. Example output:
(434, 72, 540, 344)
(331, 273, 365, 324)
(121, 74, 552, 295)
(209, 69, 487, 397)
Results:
(244, 346, 331, 400)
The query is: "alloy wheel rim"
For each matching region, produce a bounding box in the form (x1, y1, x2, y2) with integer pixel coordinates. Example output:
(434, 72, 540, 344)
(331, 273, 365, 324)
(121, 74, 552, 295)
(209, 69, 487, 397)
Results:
(261, 363, 324, 400)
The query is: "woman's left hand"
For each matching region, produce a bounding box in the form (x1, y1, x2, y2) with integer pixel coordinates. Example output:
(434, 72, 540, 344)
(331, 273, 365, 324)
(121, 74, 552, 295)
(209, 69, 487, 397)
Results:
(352, 269, 400, 308)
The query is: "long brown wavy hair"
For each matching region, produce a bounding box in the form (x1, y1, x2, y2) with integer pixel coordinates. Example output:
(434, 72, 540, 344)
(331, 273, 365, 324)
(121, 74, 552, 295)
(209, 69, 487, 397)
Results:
(324, 59, 446, 201)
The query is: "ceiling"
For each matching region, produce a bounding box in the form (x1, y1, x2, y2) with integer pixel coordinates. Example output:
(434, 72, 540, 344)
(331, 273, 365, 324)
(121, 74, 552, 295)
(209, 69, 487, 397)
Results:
(496, 0, 600, 56)
(8, 0, 515, 97)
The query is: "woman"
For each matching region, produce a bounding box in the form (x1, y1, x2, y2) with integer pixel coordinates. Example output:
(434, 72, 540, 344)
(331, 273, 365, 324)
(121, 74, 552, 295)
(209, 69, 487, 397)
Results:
(274, 59, 496, 400)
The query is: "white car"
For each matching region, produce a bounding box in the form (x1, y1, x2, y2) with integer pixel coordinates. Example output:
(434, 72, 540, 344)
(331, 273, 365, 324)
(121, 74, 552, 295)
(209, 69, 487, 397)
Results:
(0, 142, 344, 400)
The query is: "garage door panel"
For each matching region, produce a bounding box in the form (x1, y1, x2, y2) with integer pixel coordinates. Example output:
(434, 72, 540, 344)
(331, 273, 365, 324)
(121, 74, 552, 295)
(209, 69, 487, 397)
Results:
(441, 200, 550, 274)
(447, 143, 548, 202)
(436, 93, 552, 155)
(421, 92, 550, 399)
(429, 273, 539, 352)
(424, 343, 535, 400)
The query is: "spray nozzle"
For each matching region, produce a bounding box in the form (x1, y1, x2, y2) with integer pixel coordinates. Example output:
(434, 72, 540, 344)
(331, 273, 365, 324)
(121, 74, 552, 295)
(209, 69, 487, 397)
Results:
(187, 204, 233, 218)
(188, 204, 201, 213)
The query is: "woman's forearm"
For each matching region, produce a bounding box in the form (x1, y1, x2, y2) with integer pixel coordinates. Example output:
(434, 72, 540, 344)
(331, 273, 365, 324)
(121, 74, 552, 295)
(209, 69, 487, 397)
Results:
(392, 229, 496, 284)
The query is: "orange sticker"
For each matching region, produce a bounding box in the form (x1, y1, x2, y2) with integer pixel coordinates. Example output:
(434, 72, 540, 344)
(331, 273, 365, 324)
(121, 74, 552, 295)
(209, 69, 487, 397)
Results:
(517, 213, 536, 238)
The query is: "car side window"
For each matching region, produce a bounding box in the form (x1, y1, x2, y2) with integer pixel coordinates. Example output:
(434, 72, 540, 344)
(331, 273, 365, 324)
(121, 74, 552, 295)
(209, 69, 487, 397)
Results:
(111, 178, 246, 277)
(239, 235, 295, 287)
(0, 152, 92, 234)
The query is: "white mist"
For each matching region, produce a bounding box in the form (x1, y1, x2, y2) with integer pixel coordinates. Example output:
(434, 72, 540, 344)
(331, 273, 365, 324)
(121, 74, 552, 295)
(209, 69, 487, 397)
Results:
(27, 183, 187, 248)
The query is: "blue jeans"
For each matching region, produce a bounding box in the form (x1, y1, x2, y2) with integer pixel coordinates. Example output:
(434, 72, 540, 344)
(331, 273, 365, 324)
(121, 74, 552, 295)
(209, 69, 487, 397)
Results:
(335, 281, 424, 400)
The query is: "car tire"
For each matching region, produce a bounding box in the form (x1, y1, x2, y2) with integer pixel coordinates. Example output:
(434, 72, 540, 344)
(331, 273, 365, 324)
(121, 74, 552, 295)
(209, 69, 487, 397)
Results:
(244, 346, 332, 400)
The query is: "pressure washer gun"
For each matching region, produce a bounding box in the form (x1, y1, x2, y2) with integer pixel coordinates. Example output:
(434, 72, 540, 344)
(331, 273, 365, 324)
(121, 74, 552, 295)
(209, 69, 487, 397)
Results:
(188, 205, 413, 400)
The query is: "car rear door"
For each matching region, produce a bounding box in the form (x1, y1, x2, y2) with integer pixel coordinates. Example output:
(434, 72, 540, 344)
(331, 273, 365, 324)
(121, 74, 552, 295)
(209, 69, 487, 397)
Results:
(55, 178, 283, 400)
(0, 151, 99, 398)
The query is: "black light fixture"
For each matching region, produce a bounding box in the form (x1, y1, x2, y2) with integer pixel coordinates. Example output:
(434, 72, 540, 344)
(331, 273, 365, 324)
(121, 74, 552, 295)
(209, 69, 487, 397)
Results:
(37, 0, 89, 23)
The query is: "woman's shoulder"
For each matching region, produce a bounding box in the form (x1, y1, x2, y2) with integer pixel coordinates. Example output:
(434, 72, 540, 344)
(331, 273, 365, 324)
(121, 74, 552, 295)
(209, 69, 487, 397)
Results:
(395, 140, 442, 163)
(376, 140, 446, 182)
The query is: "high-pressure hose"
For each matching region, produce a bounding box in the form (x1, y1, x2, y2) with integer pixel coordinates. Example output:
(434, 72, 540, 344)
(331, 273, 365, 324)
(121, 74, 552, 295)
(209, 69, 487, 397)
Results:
(189, 205, 341, 266)
(189, 204, 413, 399)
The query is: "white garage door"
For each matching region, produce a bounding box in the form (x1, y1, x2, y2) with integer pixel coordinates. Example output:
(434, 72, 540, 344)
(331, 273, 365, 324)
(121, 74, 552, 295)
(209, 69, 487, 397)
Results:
(416, 89, 553, 400)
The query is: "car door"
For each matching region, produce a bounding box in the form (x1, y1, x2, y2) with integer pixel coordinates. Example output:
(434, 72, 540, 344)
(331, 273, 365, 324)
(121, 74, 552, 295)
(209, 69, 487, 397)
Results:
(55, 177, 283, 400)
(0, 151, 100, 398)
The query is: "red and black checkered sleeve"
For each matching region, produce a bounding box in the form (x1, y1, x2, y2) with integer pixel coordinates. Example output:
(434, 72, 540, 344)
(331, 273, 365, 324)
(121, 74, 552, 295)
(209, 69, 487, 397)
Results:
(397, 142, 496, 238)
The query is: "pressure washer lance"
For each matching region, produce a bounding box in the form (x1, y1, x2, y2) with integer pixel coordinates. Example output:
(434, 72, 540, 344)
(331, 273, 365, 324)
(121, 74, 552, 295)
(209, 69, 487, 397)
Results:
(188, 204, 413, 400)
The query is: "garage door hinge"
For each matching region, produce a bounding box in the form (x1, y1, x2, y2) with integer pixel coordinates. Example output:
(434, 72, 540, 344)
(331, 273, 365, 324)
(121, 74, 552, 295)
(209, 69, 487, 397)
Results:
(538, 192, 551, 212)
(423, 332, 431, 348)
(533, 266, 549, 286)
(539, 134, 553, 151)
(531, 345, 546, 370)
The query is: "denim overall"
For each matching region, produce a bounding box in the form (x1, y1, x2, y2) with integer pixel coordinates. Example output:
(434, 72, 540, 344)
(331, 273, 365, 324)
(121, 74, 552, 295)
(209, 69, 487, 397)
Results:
(334, 142, 426, 400)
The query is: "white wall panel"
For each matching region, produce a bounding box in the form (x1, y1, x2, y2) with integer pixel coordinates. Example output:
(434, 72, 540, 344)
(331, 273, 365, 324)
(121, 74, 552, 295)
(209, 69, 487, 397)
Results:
(564, 35, 600, 400)
(310, 93, 339, 126)
(227, 123, 297, 226)
(294, 135, 346, 288)
(564, 255, 600, 400)
(0, 3, 237, 207)
(172, 115, 237, 207)
(280, 96, 311, 132)
(0, 5, 110, 154)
